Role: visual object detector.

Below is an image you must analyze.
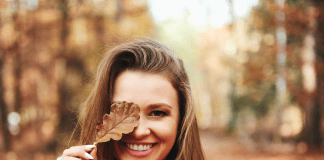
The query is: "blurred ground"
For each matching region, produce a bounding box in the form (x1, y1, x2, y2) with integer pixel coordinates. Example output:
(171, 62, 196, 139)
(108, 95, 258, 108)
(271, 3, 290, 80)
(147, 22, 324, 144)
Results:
(200, 130, 324, 160)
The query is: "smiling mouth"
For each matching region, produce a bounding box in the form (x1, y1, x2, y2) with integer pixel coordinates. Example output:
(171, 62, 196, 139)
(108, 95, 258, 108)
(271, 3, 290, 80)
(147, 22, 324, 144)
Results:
(123, 143, 155, 151)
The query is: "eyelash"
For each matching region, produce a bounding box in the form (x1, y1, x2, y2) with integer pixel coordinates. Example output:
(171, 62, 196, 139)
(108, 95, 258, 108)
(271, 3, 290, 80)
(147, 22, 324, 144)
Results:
(149, 110, 168, 117)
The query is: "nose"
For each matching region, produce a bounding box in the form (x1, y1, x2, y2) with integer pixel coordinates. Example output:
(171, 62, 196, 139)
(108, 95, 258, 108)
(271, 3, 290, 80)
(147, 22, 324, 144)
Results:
(130, 117, 150, 139)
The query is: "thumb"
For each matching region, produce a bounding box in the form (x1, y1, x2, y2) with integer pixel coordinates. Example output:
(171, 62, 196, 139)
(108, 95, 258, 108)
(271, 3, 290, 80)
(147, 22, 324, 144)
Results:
(90, 145, 98, 160)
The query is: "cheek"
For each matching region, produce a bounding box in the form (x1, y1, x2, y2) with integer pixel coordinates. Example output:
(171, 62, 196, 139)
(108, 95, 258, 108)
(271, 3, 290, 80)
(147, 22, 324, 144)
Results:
(151, 119, 178, 142)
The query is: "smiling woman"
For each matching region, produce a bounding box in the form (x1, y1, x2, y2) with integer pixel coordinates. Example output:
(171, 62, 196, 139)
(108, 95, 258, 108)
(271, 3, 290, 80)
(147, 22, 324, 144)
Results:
(112, 71, 179, 160)
(59, 39, 205, 160)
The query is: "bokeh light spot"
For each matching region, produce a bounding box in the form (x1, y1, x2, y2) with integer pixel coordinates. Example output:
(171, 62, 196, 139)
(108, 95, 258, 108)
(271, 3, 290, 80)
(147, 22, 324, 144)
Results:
(8, 112, 20, 125)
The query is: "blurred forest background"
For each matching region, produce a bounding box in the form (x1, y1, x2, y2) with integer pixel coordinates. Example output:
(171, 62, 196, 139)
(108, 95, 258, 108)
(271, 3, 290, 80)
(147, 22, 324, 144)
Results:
(1, 0, 324, 159)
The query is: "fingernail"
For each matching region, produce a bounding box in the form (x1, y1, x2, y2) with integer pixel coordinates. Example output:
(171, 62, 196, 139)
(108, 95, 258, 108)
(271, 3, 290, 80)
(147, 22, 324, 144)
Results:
(85, 152, 94, 159)
(85, 145, 96, 149)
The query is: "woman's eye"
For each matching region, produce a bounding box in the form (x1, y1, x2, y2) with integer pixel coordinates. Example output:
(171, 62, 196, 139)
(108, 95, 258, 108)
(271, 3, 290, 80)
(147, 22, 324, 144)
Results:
(149, 111, 167, 117)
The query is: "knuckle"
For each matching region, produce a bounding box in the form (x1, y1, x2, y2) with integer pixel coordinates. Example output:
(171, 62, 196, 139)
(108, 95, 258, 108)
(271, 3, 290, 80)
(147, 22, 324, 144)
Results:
(61, 145, 85, 158)
(69, 146, 77, 150)
(62, 149, 68, 155)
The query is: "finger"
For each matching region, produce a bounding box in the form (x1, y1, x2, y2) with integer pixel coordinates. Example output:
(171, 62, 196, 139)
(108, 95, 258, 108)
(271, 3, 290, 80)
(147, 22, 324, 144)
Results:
(62, 146, 94, 159)
(84, 152, 94, 160)
(84, 145, 96, 152)
(89, 146, 98, 160)
(61, 156, 81, 160)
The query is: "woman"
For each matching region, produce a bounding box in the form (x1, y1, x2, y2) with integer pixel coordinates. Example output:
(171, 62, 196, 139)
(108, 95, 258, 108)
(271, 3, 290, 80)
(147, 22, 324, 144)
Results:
(59, 39, 205, 160)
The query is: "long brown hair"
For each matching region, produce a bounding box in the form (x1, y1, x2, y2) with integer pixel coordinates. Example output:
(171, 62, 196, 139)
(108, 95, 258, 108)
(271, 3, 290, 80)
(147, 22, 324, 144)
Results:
(75, 39, 205, 160)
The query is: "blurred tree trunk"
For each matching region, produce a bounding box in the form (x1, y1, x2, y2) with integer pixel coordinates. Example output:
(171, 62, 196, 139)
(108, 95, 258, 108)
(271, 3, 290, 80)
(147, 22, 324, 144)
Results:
(0, 53, 10, 151)
(311, 0, 324, 147)
(299, 0, 323, 147)
(13, 46, 21, 113)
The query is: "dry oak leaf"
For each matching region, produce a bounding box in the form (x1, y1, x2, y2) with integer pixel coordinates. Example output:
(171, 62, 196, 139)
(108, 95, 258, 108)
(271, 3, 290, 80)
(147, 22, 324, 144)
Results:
(95, 101, 140, 145)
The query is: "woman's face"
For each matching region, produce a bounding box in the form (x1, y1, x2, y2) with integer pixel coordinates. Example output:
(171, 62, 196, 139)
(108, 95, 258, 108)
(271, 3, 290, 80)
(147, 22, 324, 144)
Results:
(111, 71, 179, 160)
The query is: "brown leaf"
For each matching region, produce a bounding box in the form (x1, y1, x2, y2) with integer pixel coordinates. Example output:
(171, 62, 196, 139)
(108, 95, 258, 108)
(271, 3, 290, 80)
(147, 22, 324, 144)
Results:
(95, 101, 140, 145)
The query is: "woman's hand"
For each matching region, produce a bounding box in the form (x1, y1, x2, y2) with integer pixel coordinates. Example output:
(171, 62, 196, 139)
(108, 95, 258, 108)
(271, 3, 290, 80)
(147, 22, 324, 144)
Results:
(58, 145, 98, 160)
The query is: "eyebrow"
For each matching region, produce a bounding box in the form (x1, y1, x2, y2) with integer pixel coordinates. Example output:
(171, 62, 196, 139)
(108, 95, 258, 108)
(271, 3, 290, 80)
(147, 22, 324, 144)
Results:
(148, 103, 172, 109)
(111, 101, 173, 109)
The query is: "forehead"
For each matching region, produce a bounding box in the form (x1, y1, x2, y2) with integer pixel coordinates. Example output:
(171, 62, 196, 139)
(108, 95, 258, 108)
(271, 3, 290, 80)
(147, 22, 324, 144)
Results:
(113, 71, 173, 92)
(118, 69, 176, 86)
(112, 71, 179, 107)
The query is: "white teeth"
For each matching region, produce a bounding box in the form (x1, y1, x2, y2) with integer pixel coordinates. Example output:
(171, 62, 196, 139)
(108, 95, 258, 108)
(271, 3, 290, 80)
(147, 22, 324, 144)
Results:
(138, 145, 143, 151)
(126, 143, 153, 151)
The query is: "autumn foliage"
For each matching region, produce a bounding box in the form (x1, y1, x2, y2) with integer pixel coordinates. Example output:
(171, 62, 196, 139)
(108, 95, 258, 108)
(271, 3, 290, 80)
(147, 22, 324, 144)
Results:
(0, 0, 153, 159)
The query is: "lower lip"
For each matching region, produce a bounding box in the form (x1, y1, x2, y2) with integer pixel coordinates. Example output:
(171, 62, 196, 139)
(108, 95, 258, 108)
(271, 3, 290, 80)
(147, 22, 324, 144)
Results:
(123, 143, 156, 157)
